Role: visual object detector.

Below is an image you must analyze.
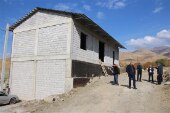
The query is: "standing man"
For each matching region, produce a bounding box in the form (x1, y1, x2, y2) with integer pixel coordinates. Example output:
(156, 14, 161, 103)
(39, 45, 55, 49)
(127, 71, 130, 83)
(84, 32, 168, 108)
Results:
(112, 64, 120, 85)
(157, 63, 163, 85)
(148, 65, 154, 83)
(137, 63, 143, 82)
(126, 62, 137, 89)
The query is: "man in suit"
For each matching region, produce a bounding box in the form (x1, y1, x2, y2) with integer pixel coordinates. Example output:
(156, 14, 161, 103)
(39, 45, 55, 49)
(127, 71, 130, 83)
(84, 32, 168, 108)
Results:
(148, 65, 154, 83)
(157, 63, 163, 85)
(126, 62, 137, 89)
(137, 63, 143, 81)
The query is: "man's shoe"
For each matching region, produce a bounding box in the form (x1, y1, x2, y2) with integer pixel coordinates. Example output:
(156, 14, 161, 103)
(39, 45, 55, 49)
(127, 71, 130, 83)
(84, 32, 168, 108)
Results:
(129, 87, 131, 89)
(134, 87, 137, 89)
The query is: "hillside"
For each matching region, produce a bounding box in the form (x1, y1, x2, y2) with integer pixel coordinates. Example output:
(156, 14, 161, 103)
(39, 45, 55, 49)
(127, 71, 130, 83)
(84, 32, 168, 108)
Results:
(0, 58, 11, 79)
(120, 46, 170, 64)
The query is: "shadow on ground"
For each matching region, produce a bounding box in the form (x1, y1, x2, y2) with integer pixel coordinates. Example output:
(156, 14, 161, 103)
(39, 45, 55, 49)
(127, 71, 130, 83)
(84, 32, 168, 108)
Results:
(142, 79, 158, 85)
(120, 84, 129, 88)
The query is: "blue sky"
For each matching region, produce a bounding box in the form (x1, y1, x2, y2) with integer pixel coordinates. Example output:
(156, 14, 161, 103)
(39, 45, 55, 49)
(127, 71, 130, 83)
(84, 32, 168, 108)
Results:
(0, 0, 170, 56)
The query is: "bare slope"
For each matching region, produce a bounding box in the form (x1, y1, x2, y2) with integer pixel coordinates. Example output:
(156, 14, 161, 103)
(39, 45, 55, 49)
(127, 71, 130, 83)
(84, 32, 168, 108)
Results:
(120, 46, 170, 64)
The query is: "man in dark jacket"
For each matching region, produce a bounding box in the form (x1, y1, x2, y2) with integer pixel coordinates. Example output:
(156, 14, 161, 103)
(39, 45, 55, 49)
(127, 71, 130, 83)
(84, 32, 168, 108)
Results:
(148, 65, 154, 83)
(126, 62, 137, 89)
(112, 64, 120, 85)
(157, 63, 163, 85)
(137, 63, 142, 81)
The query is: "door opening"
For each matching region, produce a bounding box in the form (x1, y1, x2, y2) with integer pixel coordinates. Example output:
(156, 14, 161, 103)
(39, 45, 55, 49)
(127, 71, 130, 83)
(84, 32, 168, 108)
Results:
(113, 51, 115, 64)
(99, 41, 104, 62)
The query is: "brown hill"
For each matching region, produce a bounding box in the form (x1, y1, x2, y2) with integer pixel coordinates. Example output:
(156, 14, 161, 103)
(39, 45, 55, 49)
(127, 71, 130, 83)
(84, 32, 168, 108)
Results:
(120, 46, 170, 65)
(0, 58, 11, 79)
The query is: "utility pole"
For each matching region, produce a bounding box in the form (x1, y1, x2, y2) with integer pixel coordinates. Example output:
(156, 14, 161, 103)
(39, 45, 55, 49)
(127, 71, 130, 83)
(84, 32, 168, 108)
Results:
(1, 24, 9, 91)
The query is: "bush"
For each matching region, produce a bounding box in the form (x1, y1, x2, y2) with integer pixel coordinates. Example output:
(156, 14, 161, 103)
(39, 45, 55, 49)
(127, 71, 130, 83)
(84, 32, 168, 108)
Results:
(143, 62, 157, 70)
(155, 59, 169, 67)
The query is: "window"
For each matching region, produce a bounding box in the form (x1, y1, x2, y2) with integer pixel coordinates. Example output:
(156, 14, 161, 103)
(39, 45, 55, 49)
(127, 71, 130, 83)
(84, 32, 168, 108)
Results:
(0, 91, 6, 96)
(80, 32, 87, 50)
(99, 41, 104, 62)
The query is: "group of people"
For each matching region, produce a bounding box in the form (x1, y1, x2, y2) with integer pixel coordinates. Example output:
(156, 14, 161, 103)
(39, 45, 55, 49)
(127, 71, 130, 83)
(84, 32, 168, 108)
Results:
(112, 62, 163, 89)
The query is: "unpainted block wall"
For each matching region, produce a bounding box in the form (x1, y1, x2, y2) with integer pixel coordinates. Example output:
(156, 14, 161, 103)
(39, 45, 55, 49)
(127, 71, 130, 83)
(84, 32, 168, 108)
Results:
(10, 11, 71, 100)
(71, 21, 119, 66)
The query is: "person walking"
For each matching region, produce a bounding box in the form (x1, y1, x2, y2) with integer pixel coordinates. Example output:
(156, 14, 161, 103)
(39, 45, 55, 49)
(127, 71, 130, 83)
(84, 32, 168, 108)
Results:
(137, 63, 143, 81)
(148, 65, 154, 83)
(112, 64, 120, 85)
(126, 62, 137, 89)
(157, 63, 163, 85)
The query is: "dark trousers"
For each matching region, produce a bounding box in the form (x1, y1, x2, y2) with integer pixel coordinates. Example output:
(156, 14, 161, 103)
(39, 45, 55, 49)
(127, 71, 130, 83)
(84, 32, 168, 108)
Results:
(157, 74, 163, 84)
(129, 75, 136, 88)
(113, 74, 119, 84)
(149, 73, 154, 82)
(137, 71, 142, 81)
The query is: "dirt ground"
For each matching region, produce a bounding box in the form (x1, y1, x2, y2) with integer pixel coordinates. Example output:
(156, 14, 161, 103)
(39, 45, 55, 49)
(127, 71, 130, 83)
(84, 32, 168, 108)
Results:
(0, 71, 170, 113)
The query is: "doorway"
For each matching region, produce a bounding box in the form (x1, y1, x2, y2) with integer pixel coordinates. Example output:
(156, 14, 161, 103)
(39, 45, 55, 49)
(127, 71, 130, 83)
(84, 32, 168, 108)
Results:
(99, 41, 104, 62)
(113, 51, 115, 64)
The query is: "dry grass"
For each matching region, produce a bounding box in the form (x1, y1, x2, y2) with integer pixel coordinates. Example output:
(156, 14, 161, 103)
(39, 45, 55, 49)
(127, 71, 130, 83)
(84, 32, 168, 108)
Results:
(0, 58, 11, 81)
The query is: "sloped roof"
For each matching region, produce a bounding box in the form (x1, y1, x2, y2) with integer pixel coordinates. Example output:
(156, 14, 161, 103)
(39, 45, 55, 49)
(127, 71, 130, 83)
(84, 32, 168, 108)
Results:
(9, 7, 125, 48)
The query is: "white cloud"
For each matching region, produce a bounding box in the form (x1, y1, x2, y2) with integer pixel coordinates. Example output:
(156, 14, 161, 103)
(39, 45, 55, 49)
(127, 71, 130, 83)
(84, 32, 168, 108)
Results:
(126, 29, 170, 48)
(54, 3, 84, 13)
(157, 29, 170, 38)
(153, 7, 163, 13)
(97, 12, 104, 19)
(114, 1, 126, 9)
(96, 0, 126, 9)
(83, 5, 91, 11)
(54, 3, 71, 11)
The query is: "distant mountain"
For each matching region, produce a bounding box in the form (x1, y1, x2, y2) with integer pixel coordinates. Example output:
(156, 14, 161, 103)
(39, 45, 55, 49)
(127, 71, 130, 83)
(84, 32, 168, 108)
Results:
(120, 46, 170, 64)
(151, 46, 170, 58)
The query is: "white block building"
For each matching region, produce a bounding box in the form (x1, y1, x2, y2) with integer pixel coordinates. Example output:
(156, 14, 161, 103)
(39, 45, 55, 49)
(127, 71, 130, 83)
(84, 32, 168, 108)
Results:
(9, 7, 125, 100)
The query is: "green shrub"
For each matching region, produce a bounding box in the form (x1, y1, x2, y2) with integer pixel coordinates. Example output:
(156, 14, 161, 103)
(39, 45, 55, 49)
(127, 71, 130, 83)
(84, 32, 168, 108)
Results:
(155, 59, 169, 67)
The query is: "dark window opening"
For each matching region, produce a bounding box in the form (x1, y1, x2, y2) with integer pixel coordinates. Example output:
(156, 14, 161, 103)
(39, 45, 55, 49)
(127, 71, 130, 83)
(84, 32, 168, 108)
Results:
(113, 51, 115, 64)
(99, 41, 104, 62)
(80, 32, 87, 50)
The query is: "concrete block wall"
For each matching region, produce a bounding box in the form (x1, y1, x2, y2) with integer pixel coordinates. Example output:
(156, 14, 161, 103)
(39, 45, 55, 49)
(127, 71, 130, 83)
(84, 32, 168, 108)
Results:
(71, 25, 99, 64)
(36, 60, 66, 99)
(10, 61, 35, 100)
(10, 10, 120, 100)
(71, 21, 119, 66)
(15, 11, 69, 31)
(13, 30, 36, 57)
(38, 24, 68, 56)
(10, 11, 72, 100)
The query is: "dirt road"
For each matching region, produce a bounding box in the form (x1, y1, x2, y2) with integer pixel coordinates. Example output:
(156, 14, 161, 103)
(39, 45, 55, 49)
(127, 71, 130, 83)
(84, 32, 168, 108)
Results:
(1, 71, 170, 113)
